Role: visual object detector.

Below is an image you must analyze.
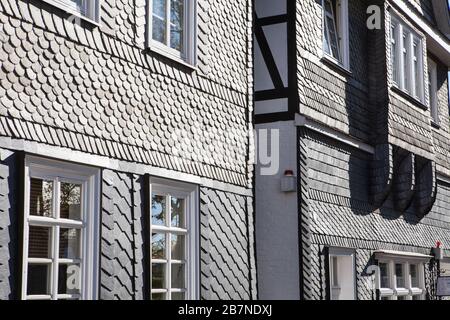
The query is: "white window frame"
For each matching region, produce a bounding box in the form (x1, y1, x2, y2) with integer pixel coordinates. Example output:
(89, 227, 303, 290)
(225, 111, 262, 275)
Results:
(376, 257, 426, 300)
(21, 156, 100, 300)
(42, 0, 101, 24)
(428, 58, 439, 124)
(149, 177, 199, 300)
(390, 14, 425, 103)
(328, 247, 356, 300)
(147, 0, 197, 66)
(322, 0, 350, 70)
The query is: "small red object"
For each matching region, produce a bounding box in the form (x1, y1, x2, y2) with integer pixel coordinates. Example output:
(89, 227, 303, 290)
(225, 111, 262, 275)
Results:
(284, 170, 294, 176)
(436, 241, 442, 248)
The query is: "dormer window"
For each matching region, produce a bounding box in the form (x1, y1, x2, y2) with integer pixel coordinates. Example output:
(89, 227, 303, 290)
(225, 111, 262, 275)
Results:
(390, 14, 425, 103)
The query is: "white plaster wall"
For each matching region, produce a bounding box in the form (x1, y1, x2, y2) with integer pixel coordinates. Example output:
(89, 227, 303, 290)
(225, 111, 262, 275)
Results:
(255, 121, 300, 299)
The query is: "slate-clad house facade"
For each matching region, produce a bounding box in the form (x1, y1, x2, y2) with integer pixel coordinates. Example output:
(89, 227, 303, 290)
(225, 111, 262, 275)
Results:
(0, 0, 257, 300)
(255, 0, 450, 299)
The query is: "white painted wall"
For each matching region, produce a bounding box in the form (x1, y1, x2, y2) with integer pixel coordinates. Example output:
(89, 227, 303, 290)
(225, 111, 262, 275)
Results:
(255, 121, 300, 300)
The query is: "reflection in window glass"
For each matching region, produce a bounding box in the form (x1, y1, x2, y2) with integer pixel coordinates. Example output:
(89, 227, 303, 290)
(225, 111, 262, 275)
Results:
(152, 194, 166, 226)
(30, 178, 53, 217)
(60, 183, 82, 221)
(59, 228, 81, 259)
(171, 234, 185, 260)
(152, 233, 166, 259)
(170, 0, 184, 52)
(152, 0, 167, 43)
(171, 197, 185, 228)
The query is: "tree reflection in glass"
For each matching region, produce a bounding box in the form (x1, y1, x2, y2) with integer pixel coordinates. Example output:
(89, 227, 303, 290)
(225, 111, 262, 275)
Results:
(170, 0, 184, 52)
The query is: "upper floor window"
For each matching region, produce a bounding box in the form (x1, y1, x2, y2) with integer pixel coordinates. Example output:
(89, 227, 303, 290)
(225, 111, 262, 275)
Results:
(390, 15, 425, 103)
(148, 0, 197, 65)
(428, 58, 439, 124)
(322, 0, 350, 69)
(150, 178, 199, 300)
(43, 0, 100, 23)
(21, 157, 100, 300)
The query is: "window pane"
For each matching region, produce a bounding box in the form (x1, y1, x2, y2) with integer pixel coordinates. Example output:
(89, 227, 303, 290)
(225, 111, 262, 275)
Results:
(395, 263, 405, 287)
(331, 256, 339, 286)
(60, 182, 82, 220)
(413, 40, 421, 98)
(380, 263, 389, 288)
(152, 292, 166, 300)
(172, 292, 185, 300)
(391, 23, 399, 84)
(152, 263, 166, 289)
(170, 0, 184, 52)
(402, 32, 409, 92)
(30, 178, 53, 217)
(152, 233, 166, 259)
(152, 194, 166, 226)
(171, 234, 185, 260)
(27, 264, 51, 295)
(58, 264, 81, 295)
(28, 226, 52, 258)
(171, 263, 185, 288)
(410, 264, 419, 287)
(59, 228, 81, 259)
(171, 196, 185, 228)
(153, 0, 167, 44)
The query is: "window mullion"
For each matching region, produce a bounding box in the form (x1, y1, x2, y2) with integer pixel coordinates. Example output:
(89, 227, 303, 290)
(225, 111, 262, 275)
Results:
(51, 178, 61, 300)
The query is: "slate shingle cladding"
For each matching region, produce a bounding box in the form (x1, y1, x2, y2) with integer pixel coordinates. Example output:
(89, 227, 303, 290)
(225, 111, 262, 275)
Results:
(294, 0, 450, 299)
(0, 0, 256, 300)
(0, 0, 253, 187)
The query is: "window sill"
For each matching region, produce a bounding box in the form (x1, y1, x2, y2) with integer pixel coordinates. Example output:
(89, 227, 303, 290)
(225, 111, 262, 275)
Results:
(431, 120, 441, 129)
(41, 0, 101, 28)
(321, 54, 352, 77)
(391, 86, 427, 111)
(148, 43, 197, 72)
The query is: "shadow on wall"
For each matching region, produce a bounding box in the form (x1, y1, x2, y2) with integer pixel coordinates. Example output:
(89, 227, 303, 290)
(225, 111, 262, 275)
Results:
(0, 151, 20, 299)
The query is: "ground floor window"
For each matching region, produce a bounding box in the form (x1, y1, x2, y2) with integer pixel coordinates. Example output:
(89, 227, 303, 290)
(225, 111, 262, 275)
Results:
(149, 178, 199, 300)
(375, 251, 428, 300)
(328, 247, 356, 300)
(21, 156, 100, 300)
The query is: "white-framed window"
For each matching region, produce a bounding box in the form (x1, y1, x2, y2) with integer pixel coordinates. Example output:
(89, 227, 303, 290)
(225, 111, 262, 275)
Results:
(428, 58, 439, 124)
(147, 0, 197, 65)
(328, 247, 356, 300)
(322, 0, 350, 69)
(42, 0, 101, 23)
(376, 255, 426, 300)
(390, 14, 425, 103)
(150, 178, 199, 300)
(21, 156, 100, 300)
